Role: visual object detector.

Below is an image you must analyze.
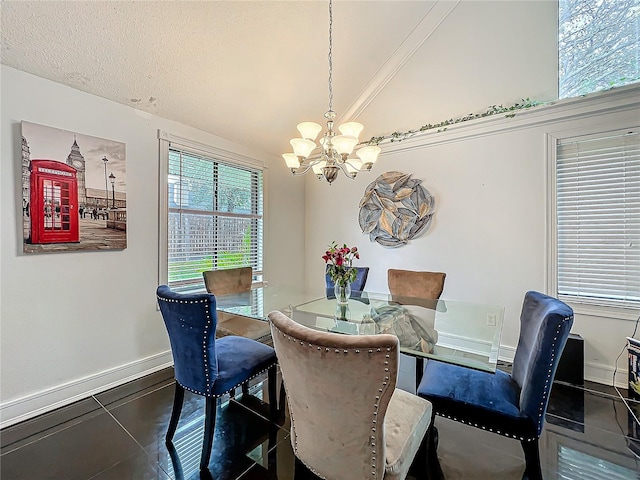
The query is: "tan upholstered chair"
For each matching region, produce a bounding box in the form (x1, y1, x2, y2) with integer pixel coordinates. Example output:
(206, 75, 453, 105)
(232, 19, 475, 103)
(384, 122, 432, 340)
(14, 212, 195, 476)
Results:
(387, 269, 446, 300)
(268, 310, 433, 480)
(203, 267, 272, 345)
(202, 267, 253, 295)
(387, 269, 446, 383)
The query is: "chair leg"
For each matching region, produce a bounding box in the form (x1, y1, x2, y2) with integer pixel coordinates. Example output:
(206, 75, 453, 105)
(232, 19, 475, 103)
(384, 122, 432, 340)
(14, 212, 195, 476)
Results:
(165, 383, 185, 444)
(293, 457, 318, 480)
(268, 365, 277, 422)
(200, 397, 217, 472)
(279, 378, 287, 421)
(416, 357, 425, 391)
(410, 425, 430, 478)
(427, 413, 444, 480)
(166, 442, 184, 479)
(521, 439, 543, 480)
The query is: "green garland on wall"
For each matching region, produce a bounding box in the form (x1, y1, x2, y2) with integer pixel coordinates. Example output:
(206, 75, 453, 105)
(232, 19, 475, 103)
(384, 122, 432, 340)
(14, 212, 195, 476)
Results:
(366, 98, 543, 145)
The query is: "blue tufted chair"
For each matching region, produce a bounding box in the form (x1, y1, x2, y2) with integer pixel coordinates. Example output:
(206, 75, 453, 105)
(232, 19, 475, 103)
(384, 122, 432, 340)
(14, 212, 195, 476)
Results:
(156, 285, 278, 472)
(417, 291, 573, 480)
(325, 266, 370, 297)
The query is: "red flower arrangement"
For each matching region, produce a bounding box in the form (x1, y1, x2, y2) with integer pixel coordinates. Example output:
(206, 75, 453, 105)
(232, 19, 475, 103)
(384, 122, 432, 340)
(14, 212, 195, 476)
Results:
(322, 241, 360, 287)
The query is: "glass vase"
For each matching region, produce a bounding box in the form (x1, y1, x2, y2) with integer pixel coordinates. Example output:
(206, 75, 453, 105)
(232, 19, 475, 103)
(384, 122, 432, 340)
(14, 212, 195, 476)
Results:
(334, 281, 352, 305)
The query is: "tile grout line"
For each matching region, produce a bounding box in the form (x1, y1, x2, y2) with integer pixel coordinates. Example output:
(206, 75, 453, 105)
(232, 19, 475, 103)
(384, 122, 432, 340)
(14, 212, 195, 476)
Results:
(90, 394, 174, 478)
(0, 400, 106, 456)
(91, 394, 149, 452)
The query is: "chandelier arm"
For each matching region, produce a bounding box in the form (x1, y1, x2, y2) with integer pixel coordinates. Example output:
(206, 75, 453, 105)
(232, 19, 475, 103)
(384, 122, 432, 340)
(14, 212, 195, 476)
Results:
(341, 159, 360, 169)
(335, 161, 357, 180)
(290, 163, 316, 176)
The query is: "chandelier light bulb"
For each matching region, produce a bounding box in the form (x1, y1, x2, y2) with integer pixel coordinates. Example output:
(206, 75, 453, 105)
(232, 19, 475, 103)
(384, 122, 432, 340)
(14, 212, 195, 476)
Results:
(282, 153, 300, 169)
(356, 145, 381, 170)
(332, 135, 358, 156)
(297, 122, 323, 141)
(290, 138, 316, 159)
(338, 122, 364, 139)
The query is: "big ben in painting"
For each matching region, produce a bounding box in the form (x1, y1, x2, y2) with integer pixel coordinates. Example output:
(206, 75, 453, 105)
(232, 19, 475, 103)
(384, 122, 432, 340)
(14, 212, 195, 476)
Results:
(66, 137, 86, 207)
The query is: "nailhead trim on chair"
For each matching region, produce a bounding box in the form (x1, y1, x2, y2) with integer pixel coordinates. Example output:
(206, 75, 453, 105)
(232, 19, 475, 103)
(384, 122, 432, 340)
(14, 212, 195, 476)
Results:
(272, 324, 392, 479)
(158, 294, 276, 399)
(175, 366, 274, 398)
(434, 412, 536, 442)
(534, 316, 572, 432)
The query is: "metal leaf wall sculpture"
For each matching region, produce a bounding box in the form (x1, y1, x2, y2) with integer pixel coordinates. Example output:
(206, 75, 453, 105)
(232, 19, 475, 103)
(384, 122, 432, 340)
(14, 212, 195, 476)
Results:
(358, 171, 435, 248)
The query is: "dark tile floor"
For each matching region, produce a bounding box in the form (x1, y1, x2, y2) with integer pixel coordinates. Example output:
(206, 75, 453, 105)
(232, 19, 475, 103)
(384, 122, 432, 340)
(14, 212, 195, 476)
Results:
(2, 367, 639, 480)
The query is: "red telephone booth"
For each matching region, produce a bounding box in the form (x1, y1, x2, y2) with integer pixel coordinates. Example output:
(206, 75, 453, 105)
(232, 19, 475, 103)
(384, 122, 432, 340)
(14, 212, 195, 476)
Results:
(30, 160, 79, 244)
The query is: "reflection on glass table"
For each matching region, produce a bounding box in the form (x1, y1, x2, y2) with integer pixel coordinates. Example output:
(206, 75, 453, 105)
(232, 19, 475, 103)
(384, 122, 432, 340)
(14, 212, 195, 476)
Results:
(216, 286, 505, 373)
(291, 291, 504, 373)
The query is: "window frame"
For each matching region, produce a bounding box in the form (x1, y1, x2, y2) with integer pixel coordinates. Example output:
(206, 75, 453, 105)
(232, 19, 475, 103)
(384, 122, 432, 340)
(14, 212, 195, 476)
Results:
(546, 125, 640, 321)
(158, 130, 265, 292)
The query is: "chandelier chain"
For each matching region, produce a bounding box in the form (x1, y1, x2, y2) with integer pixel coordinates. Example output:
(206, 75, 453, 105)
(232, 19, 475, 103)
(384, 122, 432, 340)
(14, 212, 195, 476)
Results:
(327, 0, 333, 113)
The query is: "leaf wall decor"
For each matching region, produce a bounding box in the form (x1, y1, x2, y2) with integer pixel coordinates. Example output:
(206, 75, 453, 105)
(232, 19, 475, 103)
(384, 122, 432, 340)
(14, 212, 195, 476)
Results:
(358, 171, 435, 248)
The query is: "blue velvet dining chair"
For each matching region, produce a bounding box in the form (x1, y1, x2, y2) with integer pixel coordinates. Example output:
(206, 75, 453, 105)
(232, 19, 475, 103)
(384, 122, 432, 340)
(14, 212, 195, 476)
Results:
(417, 291, 574, 480)
(325, 265, 370, 297)
(156, 285, 278, 473)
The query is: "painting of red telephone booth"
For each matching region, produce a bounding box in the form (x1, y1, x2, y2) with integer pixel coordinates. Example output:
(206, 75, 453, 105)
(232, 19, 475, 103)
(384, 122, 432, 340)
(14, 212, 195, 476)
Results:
(29, 159, 79, 244)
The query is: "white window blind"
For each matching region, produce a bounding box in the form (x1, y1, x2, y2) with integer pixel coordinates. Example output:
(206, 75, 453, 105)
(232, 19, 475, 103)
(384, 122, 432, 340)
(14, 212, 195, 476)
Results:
(556, 128, 640, 308)
(167, 146, 263, 292)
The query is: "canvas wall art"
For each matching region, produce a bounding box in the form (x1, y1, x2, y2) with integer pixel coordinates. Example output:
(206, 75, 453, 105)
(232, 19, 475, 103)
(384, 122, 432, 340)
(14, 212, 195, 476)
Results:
(359, 171, 435, 248)
(21, 121, 127, 253)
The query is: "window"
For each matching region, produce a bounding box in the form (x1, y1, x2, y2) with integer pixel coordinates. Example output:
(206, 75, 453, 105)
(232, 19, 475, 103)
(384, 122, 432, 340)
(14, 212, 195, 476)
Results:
(559, 0, 640, 98)
(551, 128, 640, 310)
(159, 132, 263, 292)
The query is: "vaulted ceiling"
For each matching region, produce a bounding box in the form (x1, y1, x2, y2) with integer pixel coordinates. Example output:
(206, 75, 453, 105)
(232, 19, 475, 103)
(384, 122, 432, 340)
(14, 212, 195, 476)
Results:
(1, 1, 557, 158)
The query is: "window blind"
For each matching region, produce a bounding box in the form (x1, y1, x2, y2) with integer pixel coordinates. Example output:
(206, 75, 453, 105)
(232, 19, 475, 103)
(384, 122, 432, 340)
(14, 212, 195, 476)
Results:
(167, 147, 263, 292)
(556, 128, 640, 308)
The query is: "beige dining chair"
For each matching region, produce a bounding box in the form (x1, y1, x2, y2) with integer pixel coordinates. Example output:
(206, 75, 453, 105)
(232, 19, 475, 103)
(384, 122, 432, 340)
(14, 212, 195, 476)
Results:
(203, 267, 272, 345)
(202, 266, 253, 295)
(268, 310, 433, 480)
(387, 269, 446, 386)
(387, 269, 446, 300)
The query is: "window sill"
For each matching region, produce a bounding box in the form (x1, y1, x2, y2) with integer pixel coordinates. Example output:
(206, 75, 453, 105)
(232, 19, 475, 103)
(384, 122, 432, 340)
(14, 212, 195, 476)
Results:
(562, 300, 640, 321)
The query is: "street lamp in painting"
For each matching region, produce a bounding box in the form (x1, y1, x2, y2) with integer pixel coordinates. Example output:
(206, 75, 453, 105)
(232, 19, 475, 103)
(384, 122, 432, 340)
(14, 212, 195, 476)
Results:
(102, 156, 109, 209)
(109, 172, 116, 209)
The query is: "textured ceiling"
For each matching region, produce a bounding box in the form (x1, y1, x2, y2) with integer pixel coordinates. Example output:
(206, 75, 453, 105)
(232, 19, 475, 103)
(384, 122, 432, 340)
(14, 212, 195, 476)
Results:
(1, 1, 558, 158)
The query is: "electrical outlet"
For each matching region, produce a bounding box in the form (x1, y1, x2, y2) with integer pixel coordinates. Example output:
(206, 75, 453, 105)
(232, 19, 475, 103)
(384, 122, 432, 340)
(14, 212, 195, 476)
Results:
(486, 314, 497, 326)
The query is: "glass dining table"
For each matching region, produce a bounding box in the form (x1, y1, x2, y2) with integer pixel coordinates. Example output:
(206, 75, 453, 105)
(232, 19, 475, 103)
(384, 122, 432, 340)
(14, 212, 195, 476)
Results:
(215, 284, 505, 375)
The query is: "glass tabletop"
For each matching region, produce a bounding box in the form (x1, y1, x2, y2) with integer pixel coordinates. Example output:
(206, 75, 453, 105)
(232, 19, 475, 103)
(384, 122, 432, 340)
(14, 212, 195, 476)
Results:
(216, 286, 504, 373)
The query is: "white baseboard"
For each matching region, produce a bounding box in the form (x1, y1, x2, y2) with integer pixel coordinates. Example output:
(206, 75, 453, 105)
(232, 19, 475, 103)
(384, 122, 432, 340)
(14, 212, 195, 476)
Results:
(0, 346, 628, 430)
(498, 345, 516, 363)
(585, 361, 627, 388)
(497, 345, 627, 388)
(0, 351, 173, 429)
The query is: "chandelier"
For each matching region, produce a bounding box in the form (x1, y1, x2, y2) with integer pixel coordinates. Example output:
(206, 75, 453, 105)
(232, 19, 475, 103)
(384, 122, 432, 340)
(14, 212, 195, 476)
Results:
(282, 0, 381, 184)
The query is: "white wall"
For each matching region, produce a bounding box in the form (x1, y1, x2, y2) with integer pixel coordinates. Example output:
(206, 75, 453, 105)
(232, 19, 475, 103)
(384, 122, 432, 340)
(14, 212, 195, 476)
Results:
(0, 66, 306, 427)
(304, 86, 640, 386)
